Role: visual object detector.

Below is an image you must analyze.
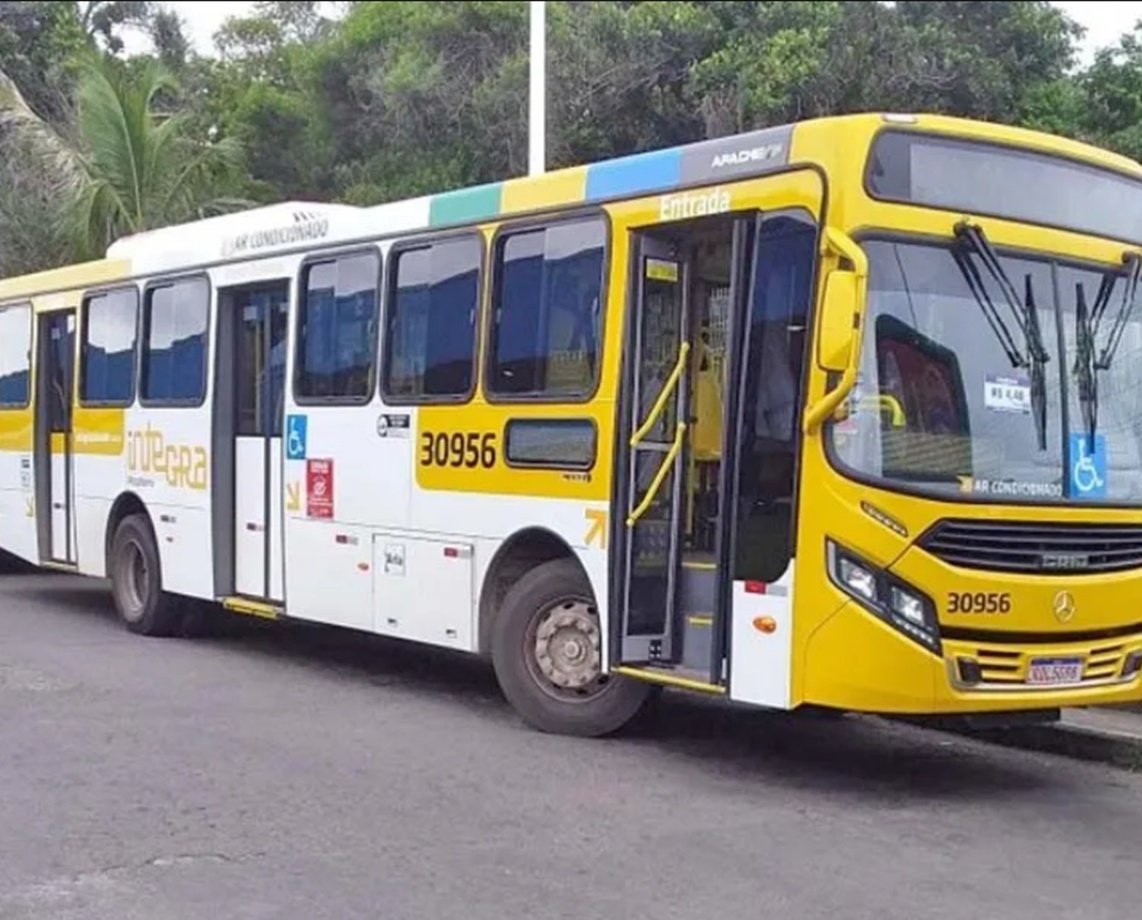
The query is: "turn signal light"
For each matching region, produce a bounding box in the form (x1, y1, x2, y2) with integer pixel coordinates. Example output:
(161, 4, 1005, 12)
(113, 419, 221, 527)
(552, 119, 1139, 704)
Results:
(752, 616, 777, 634)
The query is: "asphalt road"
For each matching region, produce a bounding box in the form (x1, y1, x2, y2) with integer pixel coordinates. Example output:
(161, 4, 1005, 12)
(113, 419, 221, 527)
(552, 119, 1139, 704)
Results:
(0, 571, 1138, 920)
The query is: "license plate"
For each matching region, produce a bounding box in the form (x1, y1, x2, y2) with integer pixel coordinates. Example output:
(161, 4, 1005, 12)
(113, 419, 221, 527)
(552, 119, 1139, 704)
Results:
(1027, 657, 1084, 686)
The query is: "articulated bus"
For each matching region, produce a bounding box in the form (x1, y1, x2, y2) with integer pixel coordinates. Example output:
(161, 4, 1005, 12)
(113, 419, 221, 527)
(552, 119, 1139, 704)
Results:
(2, 112, 1142, 736)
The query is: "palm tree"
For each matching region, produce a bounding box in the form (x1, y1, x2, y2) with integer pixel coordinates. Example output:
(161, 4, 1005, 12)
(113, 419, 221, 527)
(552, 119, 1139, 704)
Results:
(0, 53, 247, 263)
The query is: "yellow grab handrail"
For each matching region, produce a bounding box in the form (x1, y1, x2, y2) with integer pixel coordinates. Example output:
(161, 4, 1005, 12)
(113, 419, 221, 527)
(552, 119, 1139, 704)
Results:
(627, 422, 686, 527)
(803, 227, 869, 434)
(630, 341, 690, 447)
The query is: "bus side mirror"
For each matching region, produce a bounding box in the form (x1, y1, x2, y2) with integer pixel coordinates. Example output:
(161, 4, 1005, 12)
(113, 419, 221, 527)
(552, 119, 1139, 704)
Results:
(817, 269, 858, 373)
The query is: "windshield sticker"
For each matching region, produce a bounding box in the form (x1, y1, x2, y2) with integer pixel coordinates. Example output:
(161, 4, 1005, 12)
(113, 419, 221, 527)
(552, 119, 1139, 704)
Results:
(1069, 433, 1107, 498)
(958, 476, 1064, 499)
(984, 374, 1032, 414)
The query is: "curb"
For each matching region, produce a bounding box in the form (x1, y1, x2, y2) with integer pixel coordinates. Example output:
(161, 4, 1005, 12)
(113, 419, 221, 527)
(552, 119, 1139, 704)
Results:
(1098, 702, 1142, 715)
(950, 719, 1142, 772)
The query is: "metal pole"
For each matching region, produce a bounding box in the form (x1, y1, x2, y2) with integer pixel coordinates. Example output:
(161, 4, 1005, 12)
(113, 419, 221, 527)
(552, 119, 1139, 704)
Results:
(529, 0, 546, 176)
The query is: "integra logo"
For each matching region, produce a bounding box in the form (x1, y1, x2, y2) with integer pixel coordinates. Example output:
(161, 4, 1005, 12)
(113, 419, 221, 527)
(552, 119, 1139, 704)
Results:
(710, 144, 784, 169)
(1040, 552, 1090, 570)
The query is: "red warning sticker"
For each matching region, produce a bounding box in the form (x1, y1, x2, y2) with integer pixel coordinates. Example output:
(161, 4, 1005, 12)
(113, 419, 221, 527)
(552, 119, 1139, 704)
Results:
(306, 458, 334, 519)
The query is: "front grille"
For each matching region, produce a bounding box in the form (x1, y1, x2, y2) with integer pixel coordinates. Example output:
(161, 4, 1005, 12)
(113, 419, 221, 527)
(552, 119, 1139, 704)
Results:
(919, 519, 1142, 574)
(959, 640, 1128, 688)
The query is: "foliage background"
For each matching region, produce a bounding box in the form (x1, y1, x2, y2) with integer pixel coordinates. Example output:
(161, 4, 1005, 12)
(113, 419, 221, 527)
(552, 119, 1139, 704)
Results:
(2, 0, 1141, 276)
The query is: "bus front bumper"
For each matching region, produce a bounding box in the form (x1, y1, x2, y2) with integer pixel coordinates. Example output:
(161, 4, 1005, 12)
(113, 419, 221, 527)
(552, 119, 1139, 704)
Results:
(801, 601, 1142, 715)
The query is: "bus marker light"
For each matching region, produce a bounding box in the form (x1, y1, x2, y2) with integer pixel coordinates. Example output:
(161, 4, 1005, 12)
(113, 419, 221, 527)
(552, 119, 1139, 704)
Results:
(752, 616, 777, 634)
(744, 580, 767, 595)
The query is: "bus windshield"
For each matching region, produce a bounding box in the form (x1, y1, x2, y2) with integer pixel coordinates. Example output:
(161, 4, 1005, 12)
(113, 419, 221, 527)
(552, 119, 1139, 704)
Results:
(828, 239, 1142, 504)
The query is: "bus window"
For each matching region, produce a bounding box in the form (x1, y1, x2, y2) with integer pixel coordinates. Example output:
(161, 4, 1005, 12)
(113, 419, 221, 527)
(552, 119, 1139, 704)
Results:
(296, 251, 380, 402)
(0, 303, 31, 408)
(80, 287, 137, 406)
(488, 217, 606, 399)
(383, 235, 481, 402)
(141, 277, 209, 405)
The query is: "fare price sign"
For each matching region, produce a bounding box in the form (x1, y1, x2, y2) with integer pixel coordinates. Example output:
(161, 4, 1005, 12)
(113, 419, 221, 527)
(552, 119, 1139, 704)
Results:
(306, 459, 334, 519)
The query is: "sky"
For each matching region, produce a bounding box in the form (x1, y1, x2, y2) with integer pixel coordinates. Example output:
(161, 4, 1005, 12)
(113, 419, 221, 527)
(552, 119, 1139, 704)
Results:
(148, 1, 1142, 64)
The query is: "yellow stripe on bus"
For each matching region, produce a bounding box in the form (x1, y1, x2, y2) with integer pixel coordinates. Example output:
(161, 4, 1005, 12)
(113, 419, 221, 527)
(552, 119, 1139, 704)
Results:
(73, 407, 125, 456)
(0, 411, 33, 452)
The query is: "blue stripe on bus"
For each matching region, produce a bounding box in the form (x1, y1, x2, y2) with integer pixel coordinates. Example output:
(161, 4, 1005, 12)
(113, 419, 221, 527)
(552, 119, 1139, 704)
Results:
(585, 148, 681, 201)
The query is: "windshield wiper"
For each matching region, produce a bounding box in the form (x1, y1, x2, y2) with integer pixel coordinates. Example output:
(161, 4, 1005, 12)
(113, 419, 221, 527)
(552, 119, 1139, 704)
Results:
(1073, 284, 1099, 444)
(1095, 252, 1141, 370)
(1070, 252, 1139, 445)
(953, 220, 1051, 450)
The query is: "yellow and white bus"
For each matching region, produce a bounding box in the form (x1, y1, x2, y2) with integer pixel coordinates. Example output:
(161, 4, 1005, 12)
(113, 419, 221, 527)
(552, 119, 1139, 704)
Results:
(2, 112, 1142, 735)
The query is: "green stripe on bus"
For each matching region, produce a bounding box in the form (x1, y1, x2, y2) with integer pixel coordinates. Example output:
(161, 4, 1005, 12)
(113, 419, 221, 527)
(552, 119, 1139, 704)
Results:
(429, 183, 503, 226)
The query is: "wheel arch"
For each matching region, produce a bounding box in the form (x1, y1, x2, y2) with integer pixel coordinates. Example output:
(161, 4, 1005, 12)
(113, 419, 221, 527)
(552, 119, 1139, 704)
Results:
(104, 491, 152, 574)
(477, 527, 594, 656)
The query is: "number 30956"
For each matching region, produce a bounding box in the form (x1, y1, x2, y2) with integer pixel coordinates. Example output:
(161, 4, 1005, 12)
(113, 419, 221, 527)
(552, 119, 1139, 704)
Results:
(947, 592, 1011, 614)
(419, 431, 497, 469)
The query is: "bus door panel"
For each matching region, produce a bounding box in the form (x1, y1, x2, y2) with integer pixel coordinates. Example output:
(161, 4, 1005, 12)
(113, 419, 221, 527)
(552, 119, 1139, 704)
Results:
(231, 282, 289, 602)
(36, 309, 76, 564)
(617, 233, 691, 663)
(724, 209, 820, 709)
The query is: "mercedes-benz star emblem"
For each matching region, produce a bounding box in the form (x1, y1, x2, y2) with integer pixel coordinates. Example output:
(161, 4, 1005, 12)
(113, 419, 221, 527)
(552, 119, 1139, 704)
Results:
(1053, 590, 1077, 624)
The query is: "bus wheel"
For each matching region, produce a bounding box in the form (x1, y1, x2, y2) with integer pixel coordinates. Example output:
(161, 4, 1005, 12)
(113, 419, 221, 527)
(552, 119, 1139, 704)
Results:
(491, 558, 650, 737)
(109, 514, 181, 637)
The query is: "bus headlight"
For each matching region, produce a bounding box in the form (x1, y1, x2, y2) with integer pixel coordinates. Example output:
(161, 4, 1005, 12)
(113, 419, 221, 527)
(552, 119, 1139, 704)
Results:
(889, 585, 926, 628)
(837, 555, 878, 603)
(827, 540, 941, 654)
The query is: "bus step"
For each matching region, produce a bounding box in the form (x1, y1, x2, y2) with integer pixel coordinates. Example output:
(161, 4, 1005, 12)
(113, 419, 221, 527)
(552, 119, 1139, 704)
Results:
(611, 664, 725, 695)
(682, 612, 713, 671)
(221, 596, 282, 620)
(40, 560, 79, 574)
(679, 562, 716, 615)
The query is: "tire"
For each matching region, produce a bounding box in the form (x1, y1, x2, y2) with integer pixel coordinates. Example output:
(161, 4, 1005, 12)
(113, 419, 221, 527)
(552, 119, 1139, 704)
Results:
(108, 514, 182, 637)
(491, 558, 651, 737)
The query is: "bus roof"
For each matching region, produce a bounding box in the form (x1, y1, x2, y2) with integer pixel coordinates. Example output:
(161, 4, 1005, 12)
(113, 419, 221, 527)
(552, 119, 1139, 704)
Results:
(0, 257, 132, 305)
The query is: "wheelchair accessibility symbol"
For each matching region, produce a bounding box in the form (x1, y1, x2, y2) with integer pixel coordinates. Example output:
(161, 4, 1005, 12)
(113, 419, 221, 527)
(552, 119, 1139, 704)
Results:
(1069, 433, 1107, 498)
(286, 415, 307, 460)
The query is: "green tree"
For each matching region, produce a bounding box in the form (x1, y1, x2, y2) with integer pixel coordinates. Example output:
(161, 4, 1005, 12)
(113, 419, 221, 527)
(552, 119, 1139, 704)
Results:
(1077, 23, 1142, 161)
(0, 1, 87, 124)
(1, 53, 247, 262)
(3, 0, 1139, 279)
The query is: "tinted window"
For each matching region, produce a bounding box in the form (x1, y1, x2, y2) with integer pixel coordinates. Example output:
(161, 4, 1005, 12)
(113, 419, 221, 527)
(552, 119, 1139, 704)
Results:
(234, 285, 290, 437)
(297, 251, 379, 401)
(733, 214, 817, 583)
(505, 419, 596, 468)
(81, 287, 137, 405)
(868, 130, 1142, 243)
(45, 312, 74, 433)
(142, 278, 209, 403)
(489, 217, 606, 398)
(384, 236, 480, 401)
(0, 304, 31, 407)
